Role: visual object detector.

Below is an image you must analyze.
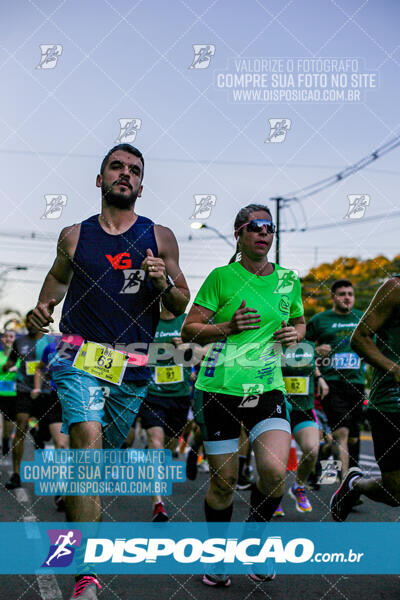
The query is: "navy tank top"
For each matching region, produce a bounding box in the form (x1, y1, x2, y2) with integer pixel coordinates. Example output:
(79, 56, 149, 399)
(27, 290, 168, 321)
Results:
(60, 214, 160, 381)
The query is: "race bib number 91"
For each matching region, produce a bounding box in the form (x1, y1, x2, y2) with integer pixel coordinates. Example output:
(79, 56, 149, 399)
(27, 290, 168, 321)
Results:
(155, 366, 184, 384)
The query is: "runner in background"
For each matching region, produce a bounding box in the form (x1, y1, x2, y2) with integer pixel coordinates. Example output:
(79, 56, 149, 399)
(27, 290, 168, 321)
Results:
(186, 364, 208, 481)
(331, 275, 400, 520)
(306, 280, 366, 479)
(2, 310, 52, 489)
(0, 329, 19, 457)
(137, 303, 192, 522)
(33, 337, 69, 510)
(277, 340, 320, 515)
(307, 379, 333, 491)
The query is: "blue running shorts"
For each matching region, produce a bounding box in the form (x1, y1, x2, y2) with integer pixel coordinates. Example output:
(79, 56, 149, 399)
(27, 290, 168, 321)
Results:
(52, 354, 147, 449)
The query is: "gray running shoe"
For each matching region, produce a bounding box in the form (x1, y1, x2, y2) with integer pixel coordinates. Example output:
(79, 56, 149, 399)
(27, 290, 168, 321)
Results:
(70, 576, 101, 599)
(202, 573, 231, 587)
(248, 558, 276, 582)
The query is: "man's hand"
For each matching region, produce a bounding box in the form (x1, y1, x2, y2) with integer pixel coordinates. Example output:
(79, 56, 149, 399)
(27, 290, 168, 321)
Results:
(391, 364, 400, 384)
(316, 344, 331, 357)
(30, 299, 57, 333)
(141, 249, 168, 291)
(228, 300, 261, 335)
(30, 389, 41, 400)
(318, 377, 329, 399)
(273, 321, 298, 346)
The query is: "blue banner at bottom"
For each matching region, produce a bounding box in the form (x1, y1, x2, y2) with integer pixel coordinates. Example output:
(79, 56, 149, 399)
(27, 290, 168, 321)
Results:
(0, 522, 398, 574)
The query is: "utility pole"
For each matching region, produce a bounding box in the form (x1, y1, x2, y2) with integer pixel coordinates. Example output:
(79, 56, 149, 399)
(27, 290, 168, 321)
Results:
(274, 197, 282, 264)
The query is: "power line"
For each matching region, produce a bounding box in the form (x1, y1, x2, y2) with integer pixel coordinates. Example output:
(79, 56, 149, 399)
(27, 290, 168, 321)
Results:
(271, 133, 400, 250)
(282, 134, 400, 202)
(305, 209, 400, 231)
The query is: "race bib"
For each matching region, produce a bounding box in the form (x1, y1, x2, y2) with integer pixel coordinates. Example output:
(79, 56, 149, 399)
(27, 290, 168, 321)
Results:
(332, 352, 361, 370)
(0, 380, 16, 393)
(155, 366, 184, 384)
(73, 342, 128, 386)
(284, 376, 309, 396)
(26, 361, 40, 376)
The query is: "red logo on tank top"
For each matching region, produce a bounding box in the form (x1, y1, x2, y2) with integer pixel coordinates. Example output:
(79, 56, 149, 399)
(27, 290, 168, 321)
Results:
(105, 253, 132, 269)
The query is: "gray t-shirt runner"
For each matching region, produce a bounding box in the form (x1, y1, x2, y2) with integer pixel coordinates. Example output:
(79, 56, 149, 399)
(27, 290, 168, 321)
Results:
(9, 334, 53, 394)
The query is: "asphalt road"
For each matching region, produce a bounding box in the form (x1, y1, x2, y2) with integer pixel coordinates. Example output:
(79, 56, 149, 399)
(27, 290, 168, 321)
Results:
(0, 434, 398, 600)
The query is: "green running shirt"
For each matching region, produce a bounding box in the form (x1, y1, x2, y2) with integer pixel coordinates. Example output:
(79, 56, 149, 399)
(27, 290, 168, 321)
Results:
(194, 262, 304, 397)
(0, 351, 19, 397)
(306, 309, 365, 385)
(147, 313, 191, 397)
(282, 341, 316, 411)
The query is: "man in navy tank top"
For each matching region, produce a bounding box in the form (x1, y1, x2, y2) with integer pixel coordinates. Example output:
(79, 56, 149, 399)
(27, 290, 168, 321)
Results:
(30, 144, 190, 599)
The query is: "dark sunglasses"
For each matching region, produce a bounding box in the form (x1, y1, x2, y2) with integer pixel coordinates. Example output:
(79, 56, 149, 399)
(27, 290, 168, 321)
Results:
(236, 219, 276, 234)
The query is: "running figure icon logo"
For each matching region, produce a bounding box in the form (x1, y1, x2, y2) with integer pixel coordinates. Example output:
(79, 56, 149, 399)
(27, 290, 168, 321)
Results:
(190, 195, 217, 220)
(88, 386, 110, 411)
(274, 270, 298, 294)
(239, 383, 264, 408)
(115, 118, 142, 144)
(265, 119, 291, 143)
(36, 45, 63, 69)
(42, 529, 82, 567)
(344, 195, 370, 219)
(189, 45, 216, 69)
(120, 269, 145, 294)
(41, 195, 67, 219)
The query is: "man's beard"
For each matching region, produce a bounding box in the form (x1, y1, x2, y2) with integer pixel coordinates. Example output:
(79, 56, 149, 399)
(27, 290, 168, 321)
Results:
(102, 181, 139, 209)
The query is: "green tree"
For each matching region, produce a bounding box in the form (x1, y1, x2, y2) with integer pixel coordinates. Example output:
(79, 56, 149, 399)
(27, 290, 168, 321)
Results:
(301, 254, 400, 319)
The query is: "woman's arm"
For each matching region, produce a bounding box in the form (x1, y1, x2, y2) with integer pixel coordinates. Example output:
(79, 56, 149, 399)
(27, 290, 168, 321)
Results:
(181, 300, 261, 345)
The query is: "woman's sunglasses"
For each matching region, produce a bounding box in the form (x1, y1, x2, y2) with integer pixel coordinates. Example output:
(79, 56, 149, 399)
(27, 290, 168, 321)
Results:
(236, 219, 276, 234)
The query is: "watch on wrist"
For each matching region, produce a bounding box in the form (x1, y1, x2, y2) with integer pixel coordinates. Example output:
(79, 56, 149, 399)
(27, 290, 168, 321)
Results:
(161, 275, 175, 297)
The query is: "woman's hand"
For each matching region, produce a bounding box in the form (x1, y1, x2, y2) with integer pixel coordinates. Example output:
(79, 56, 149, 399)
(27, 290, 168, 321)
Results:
(273, 321, 298, 346)
(228, 300, 261, 335)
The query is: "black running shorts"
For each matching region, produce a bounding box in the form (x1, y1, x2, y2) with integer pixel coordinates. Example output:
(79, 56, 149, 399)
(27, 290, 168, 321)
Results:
(368, 409, 400, 473)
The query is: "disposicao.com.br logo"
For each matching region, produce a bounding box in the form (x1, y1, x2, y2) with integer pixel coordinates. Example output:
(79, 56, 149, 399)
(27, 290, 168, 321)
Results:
(42, 529, 82, 567)
(83, 536, 359, 566)
(12, 522, 372, 575)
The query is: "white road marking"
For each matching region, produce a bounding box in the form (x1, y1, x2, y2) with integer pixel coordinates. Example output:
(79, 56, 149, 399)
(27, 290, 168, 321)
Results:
(0, 465, 64, 600)
(36, 574, 63, 600)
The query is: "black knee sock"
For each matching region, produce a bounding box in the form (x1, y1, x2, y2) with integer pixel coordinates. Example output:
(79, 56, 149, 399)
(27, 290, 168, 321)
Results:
(204, 499, 233, 522)
(2, 437, 9, 455)
(248, 485, 283, 522)
(348, 438, 360, 469)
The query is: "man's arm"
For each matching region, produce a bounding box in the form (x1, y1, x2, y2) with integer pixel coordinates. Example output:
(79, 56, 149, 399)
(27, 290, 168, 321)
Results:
(30, 225, 80, 332)
(351, 277, 400, 382)
(148, 225, 190, 316)
(31, 359, 45, 399)
(306, 316, 331, 357)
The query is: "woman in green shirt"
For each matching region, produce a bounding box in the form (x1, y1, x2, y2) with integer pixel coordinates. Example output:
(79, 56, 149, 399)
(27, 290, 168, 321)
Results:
(182, 204, 305, 586)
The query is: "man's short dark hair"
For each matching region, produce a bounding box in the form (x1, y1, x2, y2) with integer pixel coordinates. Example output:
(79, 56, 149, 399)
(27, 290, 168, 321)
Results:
(331, 279, 353, 295)
(100, 144, 144, 179)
